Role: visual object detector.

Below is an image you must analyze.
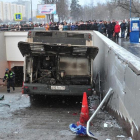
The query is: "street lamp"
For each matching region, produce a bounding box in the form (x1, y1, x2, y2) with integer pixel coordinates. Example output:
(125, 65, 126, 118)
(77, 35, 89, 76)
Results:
(130, 0, 131, 19)
(31, 0, 33, 22)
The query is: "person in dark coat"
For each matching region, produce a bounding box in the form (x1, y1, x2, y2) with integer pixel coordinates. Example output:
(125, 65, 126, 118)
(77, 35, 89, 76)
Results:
(126, 19, 130, 39)
(31, 22, 34, 30)
(90, 21, 94, 30)
(77, 22, 81, 30)
(75, 22, 79, 30)
(111, 19, 116, 38)
(85, 21, 91, 30)
(85, 21, 88, 30)
(63, 22, 68, 30)
(97, 20, 105, 34)
(71, 23, 76, 30)
(90, 20, 98, 31)
(103, 21, 107, 35)
(88, 20, 92, 30)
(80, 21, 86, 30)
(54, 23, 59, 30)
(120, 20, 127, 38)
(24, 24, 28, 31)
(107, 21, 113, 39)
(94, 20, 98, 31)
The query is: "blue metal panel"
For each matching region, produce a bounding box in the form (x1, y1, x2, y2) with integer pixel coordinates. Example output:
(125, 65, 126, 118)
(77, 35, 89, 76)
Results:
(130, 32, 139, 43)
(130, 19, 140, 43)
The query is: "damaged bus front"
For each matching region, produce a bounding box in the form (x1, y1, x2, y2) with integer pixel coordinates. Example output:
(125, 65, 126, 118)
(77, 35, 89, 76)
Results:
(18, 42, 98, 96)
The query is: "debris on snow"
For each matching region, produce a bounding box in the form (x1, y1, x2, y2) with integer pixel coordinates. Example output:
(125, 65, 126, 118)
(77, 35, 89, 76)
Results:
(0, 95, 4, 100)
(14, 131, 19, 134)
(116, 135, 125, 138)
(72, 113, 77, 115)
(62, 100, 65, 104)
(104, 123, 108, 127)
(88, 95, 99, 110)
(104, 122, 113, 128)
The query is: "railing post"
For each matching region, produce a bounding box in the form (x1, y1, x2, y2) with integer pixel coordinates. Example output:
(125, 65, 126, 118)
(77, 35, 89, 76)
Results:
(86, 88, 113, 140)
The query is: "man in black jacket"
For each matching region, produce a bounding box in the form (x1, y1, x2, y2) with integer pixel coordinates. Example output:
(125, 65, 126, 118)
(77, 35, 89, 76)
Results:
(80, 21, 86, 30)
(111, 19, 116, 38)
(120, 20, 127, 38)
(126, 19, 130, 39)
(107, 21, 113, 39)
(90, 20, 98, 31)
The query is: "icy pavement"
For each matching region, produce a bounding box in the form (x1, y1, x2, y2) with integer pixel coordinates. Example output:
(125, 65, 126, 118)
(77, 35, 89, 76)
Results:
(115, 38, 140, 58)
(0, 86, 132, 140)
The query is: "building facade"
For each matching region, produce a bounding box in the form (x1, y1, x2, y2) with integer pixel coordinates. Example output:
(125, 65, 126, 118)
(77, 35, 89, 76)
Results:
(0, 1, 26, 22)
(13, 0, 31, 21)
(0, 1, 3, 21)
(10, 4, 17, 21)
(10, 4, 26, 21)
(3, 2, 11, 22)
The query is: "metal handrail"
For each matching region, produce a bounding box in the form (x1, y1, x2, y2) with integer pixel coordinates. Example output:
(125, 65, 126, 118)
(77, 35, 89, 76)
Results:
(86, 88, 113, 140)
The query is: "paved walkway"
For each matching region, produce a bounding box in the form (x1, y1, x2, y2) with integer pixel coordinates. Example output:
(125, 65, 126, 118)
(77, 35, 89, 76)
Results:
(0, 86, 130, 140)
(114, 38, 140, 58)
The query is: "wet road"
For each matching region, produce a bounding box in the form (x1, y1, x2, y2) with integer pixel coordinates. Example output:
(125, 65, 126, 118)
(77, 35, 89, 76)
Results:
(115, 38, 140, 58)
(0, 86, 131, 140)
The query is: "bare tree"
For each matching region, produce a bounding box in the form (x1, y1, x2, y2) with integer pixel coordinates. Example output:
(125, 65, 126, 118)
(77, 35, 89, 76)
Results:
(70, 0, 82, 22)
(106, 2, 116, 19)
(111, 0, 140, 17)
(80, 0, 136, 21)
(56, 0, 69, 22)
(82, 3, 110, 21)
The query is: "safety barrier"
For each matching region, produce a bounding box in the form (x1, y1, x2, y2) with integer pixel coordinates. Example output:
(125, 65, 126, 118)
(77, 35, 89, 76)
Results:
(87, 88, 113, 139)
(92, 31, 140, 139)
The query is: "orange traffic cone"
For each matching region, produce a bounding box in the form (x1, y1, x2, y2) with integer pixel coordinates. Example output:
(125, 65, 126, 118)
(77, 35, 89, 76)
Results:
(77, 92, 89, 126)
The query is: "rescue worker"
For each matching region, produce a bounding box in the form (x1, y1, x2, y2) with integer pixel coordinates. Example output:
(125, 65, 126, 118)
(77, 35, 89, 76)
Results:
(3, 68, 15, 93)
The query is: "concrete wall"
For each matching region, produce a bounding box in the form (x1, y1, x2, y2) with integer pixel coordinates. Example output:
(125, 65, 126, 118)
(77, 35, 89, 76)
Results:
(92, 31, 140, 139)
(0, 32, 8, 85)
(4, 32, 28, 61)
(0, 31, 27, 85)
(10, 61, 24, 68)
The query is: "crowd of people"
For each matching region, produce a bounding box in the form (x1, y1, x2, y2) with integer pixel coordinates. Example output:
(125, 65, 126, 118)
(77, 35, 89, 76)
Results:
(0, 19, 130, 40)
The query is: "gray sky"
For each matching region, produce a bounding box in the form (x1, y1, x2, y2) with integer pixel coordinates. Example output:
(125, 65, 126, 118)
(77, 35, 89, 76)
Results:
(1, 0, 106, 9)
